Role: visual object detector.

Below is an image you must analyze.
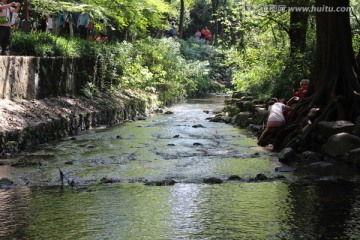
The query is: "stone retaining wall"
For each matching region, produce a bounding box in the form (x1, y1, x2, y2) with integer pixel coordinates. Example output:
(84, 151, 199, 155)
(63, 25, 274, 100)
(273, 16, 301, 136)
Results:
(0, 56, 98, 99)
(0, 56, 159, 154)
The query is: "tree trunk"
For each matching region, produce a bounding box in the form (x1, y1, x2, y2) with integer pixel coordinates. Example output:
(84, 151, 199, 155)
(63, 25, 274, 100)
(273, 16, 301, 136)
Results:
(271, 0, 360, 151)
(179, 0, 185, 38)
(211, 0, 220, 45)
(289, 0, 309, 58)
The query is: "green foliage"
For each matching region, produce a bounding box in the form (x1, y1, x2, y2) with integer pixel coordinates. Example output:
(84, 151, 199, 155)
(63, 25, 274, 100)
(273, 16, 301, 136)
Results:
(10, 31, 211, 103)
(30, 0, 173, 39)
(11, 31, 100, 57)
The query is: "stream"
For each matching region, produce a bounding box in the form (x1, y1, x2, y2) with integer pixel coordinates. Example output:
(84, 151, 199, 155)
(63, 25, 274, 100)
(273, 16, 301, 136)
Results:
(1, 96, 360, 239)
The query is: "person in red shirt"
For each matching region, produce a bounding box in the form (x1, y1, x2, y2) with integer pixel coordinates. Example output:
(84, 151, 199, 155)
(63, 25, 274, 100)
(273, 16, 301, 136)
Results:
(287, 79, 310, 106)
(203, 27, 211, 44)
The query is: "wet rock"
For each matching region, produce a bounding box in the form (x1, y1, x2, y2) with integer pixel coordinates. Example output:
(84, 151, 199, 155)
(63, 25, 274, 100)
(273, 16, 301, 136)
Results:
(192, 124, 206, 128)
(64, 161, 74, 165)
(116, 135, 122, 139)
(86, 144, 95, 148)
(167, 144, 176, 147)
(0, 178, 13, 189)
(321, 133, 360, 159)
(274, 175, 286, 179)
(278, 148, 296, 163)
(144, 179, 176, 186)
(193, 142, 203, 146)
(250, 152, 261, 158)
(254, 174, 268, 181)
(203, 110, 210, 114)
(69, 137, 77, 140)
(354, 116, 360, 137)
(345, 148, 360, 168)
(209, 115, 222, 122)
(317, 121, 355, 138)
(308, 162, 334, 173)
(137, 116, 146, 120)
(203, 177, 223, 184)
(275, 166, 297, 172)
(99, 177, 113, 184)
(164, 111, 174, 115)
(173, 135, 180, 138)
(228, 175, 242, 181)
(231, 112, 252, 128)
(298, 151, 323, 163)
(221, 116, 232, 123)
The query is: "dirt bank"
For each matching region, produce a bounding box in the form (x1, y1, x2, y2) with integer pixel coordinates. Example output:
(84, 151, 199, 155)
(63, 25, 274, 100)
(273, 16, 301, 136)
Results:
(0, 90, 158, 155)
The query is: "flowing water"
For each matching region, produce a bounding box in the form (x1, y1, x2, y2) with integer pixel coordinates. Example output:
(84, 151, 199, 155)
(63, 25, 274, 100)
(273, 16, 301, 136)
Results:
(1, 96, 360, 239)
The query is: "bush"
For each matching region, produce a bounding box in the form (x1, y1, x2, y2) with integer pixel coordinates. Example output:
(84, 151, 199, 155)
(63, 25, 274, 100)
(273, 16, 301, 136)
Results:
(10, 32, 214, 103)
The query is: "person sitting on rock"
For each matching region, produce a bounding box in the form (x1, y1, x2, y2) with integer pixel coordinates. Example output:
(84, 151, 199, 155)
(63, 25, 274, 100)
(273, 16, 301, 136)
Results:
(257, 98, 292, 146)
(287, 79, 310, 106)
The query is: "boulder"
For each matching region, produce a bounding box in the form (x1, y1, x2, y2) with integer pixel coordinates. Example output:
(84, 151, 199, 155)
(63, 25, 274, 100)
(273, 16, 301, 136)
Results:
(345, 148, 360, 168)
(298, 151, 324, 162)
(232, 92, 247, 99)
(236, 101, 256, 113)
(231, 112, 252, 128)
(354, 116, 360, 137)
(278, 147, 296, 163)
(221, 116, 232, 123)
(240, 96, 255, 102)
(317, 121, 355, 138)
(223, 105, 240, 117)
(321, 133, 360, 159)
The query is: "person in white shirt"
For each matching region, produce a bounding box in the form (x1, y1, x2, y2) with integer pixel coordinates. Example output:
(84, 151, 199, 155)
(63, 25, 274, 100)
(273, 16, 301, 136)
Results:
(0, 0, 20, 54)
(257, 98, 292, 146)
(47, 15, 53, 33)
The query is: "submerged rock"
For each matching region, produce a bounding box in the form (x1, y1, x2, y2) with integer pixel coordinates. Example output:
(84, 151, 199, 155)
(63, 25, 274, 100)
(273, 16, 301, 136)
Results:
(228, 175, 242, 181)
(254, 174, 268, 181)
(203, 177, 223, 184)
(192, 124, 206, 128)
(0, 178, 14, 189)
(144, 179, 176, 186)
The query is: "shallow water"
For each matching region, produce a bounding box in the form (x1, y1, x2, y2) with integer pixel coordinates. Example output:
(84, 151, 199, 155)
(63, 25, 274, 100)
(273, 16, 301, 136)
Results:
(1, 96, 360, 239)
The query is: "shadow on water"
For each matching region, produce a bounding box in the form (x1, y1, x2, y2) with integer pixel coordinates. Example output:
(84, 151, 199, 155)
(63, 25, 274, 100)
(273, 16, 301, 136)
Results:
(1, 95, 360, 239)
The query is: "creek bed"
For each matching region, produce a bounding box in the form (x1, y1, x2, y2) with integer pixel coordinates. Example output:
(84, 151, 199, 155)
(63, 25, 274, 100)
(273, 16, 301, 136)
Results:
(1, 96, 360, 239)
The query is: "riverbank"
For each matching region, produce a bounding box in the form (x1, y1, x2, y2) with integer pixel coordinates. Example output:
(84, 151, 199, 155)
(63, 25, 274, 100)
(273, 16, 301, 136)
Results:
(0, 90, 158, 155)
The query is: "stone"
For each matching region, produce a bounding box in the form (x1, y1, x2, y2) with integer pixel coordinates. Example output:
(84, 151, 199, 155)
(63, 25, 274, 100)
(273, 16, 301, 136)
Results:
(321, 133, 360, 159)
(354, 116, 360, 137)
(192, 124, 205, 128)
(228, 175, 242, 181)
(203, 177, 223, 184)
(231, 91, 246, 99)
(278, 147, 296, 163)
(345, 148, 360, 168)
(255, 173, 268, 181)
(298, 151, 323, 162)
(317, 121, 355, 138)
(231, 112, 252, 128)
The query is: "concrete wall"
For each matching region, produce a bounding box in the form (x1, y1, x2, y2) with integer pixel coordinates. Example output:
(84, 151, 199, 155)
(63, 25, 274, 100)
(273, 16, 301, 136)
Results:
(0, 56, 98, 99)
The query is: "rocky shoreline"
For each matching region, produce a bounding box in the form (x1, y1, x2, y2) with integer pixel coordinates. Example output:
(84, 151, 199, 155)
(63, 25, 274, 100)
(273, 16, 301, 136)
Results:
(0, 90, 158, 156)
(210, 92, 360, 172)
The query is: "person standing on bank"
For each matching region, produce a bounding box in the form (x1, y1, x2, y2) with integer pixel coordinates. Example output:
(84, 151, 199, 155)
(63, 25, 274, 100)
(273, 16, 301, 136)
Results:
(0, 0, 20, 55)
(77, 12, 89, 39)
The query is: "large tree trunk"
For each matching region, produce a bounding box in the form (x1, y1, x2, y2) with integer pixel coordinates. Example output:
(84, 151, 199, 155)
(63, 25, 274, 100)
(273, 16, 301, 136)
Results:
(179, 0, 185, 38)
(271, 0, 360, 151)
(289, 0, 309, 58)
(211, 0, 221, 44)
